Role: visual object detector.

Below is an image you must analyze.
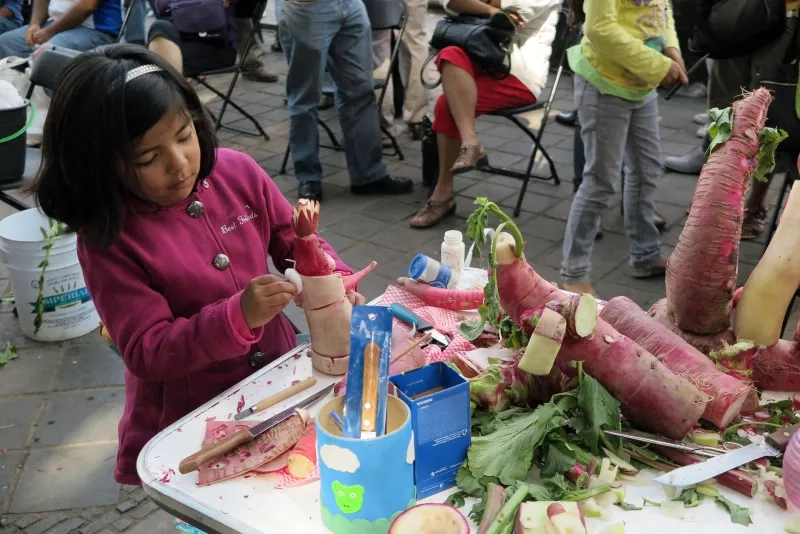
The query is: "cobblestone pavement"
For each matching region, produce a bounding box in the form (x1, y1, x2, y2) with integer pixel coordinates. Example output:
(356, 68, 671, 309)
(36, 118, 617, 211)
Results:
(0, 19, 785, 534)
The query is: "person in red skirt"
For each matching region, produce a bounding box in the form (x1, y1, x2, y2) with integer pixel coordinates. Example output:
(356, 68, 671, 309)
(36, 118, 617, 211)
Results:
(410, 0, 562, 228)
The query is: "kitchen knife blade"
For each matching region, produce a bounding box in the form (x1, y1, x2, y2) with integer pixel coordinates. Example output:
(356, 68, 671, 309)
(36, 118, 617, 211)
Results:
(390, 303, 450, 347)
(653, 423, 800, 487)
(360, 342, 381, 439)
(178, 384, 333, 474)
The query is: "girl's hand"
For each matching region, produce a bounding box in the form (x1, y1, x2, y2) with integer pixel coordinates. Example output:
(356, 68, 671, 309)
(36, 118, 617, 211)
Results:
(663, 47, 686, 73)
(240, 275, 298, 330)
(346, 290, 366, 306)
(661, 60, 688, 88)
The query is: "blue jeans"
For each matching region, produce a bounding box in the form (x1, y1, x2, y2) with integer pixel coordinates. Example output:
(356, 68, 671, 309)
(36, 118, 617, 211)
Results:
(279, 0, 388, 185)
(0, 22, 115, 58)
(123, 0, 148, 45)
(0, 18, 20, 36)
(561, 75, 662, 283)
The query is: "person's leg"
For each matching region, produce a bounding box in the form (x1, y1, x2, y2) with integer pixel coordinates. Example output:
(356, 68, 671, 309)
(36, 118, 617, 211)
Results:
(561, 76, 631, 291)
(573, 116, 584, 192)
(622, 91, 665, 277)
(148, 21, 183, 72)
(327, 0, 411, 193)
(280, 0, 334, 196)
(123, 0, 147, 45)
(400, 0, 429, 132)
(235, 16, 278, 82)
(0, 18, 20, 37)
(371, 29, 394, 127)
(0, 24, 33, 58)
(46, 25, 114, 52)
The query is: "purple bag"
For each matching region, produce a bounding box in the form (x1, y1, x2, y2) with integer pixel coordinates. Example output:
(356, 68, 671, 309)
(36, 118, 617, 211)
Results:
(161, 0, 227, 34)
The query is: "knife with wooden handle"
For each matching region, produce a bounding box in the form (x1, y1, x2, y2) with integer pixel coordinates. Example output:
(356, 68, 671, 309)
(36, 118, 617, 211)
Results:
(654, 423, 800, 486)
(360, 342, 381, 439)
(234, 376, 317, 420)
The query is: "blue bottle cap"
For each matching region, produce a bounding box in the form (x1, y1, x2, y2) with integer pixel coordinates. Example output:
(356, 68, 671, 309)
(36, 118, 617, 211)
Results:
(408, 254, 428, 280)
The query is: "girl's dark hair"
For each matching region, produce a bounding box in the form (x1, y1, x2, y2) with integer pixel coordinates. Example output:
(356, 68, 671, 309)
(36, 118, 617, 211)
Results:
(32, 44, 217, 248)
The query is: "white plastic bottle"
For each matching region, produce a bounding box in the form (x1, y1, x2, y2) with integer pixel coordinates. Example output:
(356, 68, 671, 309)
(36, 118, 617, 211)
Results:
(441, 230, 465, 281)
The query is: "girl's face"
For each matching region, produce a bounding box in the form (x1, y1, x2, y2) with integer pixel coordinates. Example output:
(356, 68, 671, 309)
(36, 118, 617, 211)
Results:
(132, 109, 202, 206)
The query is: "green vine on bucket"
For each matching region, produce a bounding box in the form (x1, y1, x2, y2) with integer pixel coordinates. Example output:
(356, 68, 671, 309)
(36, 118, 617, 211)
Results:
(33, 219, 66, 335)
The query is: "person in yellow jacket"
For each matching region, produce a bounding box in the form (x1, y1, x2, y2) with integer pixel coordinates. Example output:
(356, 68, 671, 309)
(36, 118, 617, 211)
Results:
(559, 0, 687, 295)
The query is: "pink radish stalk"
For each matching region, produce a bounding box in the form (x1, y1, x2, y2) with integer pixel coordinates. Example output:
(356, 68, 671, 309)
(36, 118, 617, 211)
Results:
(291, 199, 376, 375)
(600, 296, 752, 428)
(396, 277, 485, 310)
(465, 199, 708, 439)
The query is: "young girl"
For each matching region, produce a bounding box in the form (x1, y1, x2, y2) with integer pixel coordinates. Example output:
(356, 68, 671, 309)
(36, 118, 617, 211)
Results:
(31, 44, 362, 486)
(559, 0, 688, 294)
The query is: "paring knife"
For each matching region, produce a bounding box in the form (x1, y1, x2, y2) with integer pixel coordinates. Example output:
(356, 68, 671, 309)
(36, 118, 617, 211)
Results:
(360, 342, 381, 439)
(604, 429, 726, 458)
(178, 384, 333, 474)
(653, 423, 800, 487)
(235, 376, 317, 420)
(390, 303, 450, 347)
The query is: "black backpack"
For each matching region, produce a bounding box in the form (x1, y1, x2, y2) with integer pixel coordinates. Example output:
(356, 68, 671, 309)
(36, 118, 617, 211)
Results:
(690, 0, 786, 59)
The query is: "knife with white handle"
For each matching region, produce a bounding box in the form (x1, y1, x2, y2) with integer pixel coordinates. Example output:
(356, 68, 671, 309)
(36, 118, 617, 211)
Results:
(653, 423, 800, 486)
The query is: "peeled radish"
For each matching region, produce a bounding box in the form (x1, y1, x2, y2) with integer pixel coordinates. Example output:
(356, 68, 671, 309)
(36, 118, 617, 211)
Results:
(597, 524, 625, 534)
(389, 504, 469, 534)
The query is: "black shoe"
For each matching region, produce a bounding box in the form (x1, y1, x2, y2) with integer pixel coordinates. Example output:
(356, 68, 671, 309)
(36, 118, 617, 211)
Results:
(408, 122, 425, 141)
(654, 211, 667, 232)
(555, 110, 578, 128)
(271, 40, 282, 53)
(319, 93, 334, 111)
(350, 176, 413, 195)
(298, 181, 322, 202)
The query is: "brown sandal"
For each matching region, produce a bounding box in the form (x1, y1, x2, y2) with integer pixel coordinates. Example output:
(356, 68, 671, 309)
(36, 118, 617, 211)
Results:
(451, 145, 488, 175)
(410, 197, 457, 228)
(741, 207, 768, 241)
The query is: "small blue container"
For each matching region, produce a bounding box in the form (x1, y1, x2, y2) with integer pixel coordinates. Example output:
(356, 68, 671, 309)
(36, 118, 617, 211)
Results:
(317, 395, 416, 534)
(408, 254, 454, 289)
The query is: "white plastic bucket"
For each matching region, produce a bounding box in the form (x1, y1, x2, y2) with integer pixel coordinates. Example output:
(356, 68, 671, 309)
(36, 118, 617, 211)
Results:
(0, 209, 99, 341)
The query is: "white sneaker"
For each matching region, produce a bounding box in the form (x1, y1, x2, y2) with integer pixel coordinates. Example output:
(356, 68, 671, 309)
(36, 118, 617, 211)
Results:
(693, 112, 709, 125)
(696, 124, 707, 138)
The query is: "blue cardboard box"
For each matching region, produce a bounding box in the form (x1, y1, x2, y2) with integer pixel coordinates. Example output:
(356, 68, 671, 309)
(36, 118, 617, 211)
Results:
(389, 362, 471, 499)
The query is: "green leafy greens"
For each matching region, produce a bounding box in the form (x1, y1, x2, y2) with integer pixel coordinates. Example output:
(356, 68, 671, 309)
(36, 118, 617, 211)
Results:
(0, 342, 17, 367)
(715, 495, 753, 526)
(756, 127, 789, 182)
(706, 107, 733, 157)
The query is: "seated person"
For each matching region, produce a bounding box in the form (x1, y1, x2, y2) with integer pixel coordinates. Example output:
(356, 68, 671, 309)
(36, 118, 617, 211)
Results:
(31, 44, 363, 485)
(0, 0, 121, 58)
(0, 0, 22, 36)
(410, 0, 561, 228)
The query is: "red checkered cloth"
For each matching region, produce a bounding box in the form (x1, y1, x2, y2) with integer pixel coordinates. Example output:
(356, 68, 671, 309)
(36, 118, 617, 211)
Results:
(333, 285, 476, 396)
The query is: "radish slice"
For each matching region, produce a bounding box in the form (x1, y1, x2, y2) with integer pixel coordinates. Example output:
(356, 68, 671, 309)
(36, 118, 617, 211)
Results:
(389, 504, 469, 534)
(660, 501, 685, 519)
(597, 524, 625, 534)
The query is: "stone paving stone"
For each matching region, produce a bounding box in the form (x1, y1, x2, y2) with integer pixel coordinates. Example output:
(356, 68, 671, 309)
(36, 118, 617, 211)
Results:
(0, 314, 42, 351)
(9, 445, 119, 513)
(0, 345, 60, 396)
(362, 199, 418, 225)
(46, 517, 85, 534)
(0, 452, 23, 504)
(0, 397, 42, 449)
(327, 214, 391, 241)
(12, 515, 39, 529)
(123, 509, 176, 534)
(21, 512, 67, 534)
(56, 343, 124, 391)
(34, 389, 124, 447)
(127, 501, 157, 521)
(459, 181, 518, 204)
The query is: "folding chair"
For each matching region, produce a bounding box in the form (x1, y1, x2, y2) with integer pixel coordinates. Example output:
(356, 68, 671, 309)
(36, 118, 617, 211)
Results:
(192, 0, 271, 141)
(278, 0, 407, 174)
(475, 26, 573, 217)
(0, 48, 80, 211)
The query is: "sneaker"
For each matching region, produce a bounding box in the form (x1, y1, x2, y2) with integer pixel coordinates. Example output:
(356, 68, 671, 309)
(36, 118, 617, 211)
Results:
(350, 176, 413, 195)
(693, 112, 710, 125)
(696, 124, 707, 138)
(664, 147, 704, 174)
(676, 83, 707, 99)
(243, 67, 278, 83)
(631, 257, 668, 279)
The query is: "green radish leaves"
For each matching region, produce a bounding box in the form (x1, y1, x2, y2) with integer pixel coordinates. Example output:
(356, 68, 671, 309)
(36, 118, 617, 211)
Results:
(715, 495, 753, 526)
(0, 342, 17, 367)
(755, 127, 788, 182)
(704, 106, 787, 182)
(575, 362, 622, 454)
(705, 107, 733, 158)
(459, 319, 486, 341)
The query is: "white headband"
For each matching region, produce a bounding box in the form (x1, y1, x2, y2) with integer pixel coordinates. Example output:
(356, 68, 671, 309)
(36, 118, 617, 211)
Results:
(125, 64, 163, 83)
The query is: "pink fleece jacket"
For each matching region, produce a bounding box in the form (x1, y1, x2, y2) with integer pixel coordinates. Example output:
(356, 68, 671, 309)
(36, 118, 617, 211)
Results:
(78, 149, 352, 485)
